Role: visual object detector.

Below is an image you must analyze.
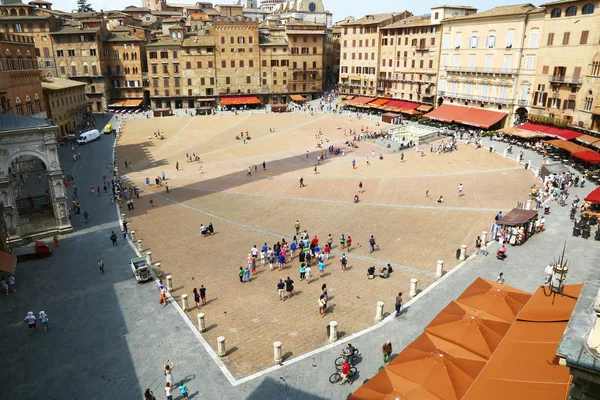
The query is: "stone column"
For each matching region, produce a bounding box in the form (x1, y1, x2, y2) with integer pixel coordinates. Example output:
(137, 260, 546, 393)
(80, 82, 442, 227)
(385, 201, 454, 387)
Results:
(436, 260, 444, 278)
(136, 239, 143, 251)
(376, 301, 385, 322)
(166, 275, 173, 291)
(181, 294, 189, 311)
(482, 231, 488, 243)
(197, 313, 206, 333)
(273, 341, 282, 364)
(154, 262, 162, 277)
(459, 244, 467, 261)
(329, 321, 338, 342)
(217, 336, 226, 357)
(146, 251, 152, 265)
(410, 278, 418, 298)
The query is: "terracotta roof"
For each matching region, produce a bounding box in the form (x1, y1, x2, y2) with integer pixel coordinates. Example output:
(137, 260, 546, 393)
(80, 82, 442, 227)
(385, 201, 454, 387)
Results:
(541, 0, 581, 5)
(124, 6, 151, 11)
(146, 36, 183, 47)
(104, 32, 144, 42)
(432, 4, 478, 9)
(182, 34, 215, 46)
(339, 12, 409, 26)
(41, 77, 86, 90)
(50, 26, 100, 34)
(243, 7, 268, 13)
(259, 36, 288, 46)
(385, 15, 432, 29)
(448, 3, 543, 20)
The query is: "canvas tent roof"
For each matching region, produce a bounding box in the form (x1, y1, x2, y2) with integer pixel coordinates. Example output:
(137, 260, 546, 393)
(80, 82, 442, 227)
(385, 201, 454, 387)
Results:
(497, 209, 538, 226)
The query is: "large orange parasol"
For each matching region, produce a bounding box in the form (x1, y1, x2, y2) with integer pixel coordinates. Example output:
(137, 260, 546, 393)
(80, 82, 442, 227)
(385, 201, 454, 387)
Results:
(424, 301, 512, 359)
(456, 278, 532, 322)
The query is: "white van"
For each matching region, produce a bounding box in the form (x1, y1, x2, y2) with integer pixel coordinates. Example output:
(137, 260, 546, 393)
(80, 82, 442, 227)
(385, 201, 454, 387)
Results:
(77, 129, 100, 145)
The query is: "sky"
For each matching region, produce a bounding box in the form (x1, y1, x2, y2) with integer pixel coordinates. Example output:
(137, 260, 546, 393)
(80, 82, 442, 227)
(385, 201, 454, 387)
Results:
(51, 0, 531, 20)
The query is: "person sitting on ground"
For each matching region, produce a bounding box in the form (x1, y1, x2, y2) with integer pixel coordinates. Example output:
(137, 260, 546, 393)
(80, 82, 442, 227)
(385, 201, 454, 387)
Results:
(436, 195, 444, 203)
(367, 266, 376, 279)
(353, 195, 359, 203)
(386, 263, 393, 274)
(379, 267, 390, 279)
(200, 224, 208, 235)
(207, 222, 214, 235)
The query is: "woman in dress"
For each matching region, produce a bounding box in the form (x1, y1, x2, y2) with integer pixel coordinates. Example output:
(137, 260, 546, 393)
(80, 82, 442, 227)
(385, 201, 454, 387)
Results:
(243, 266, 251, 283)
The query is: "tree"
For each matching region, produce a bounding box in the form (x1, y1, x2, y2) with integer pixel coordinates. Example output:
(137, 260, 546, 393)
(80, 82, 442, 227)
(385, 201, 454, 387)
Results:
(76, 0, 95, 12)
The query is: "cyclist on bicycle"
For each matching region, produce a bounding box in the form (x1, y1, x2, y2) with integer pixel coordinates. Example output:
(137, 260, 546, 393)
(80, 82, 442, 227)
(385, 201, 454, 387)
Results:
(343, 343, 356, 365)
(339, 360, 351, 385)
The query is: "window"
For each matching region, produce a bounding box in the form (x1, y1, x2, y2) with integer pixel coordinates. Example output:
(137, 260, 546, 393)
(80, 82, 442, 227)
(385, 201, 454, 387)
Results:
(503, 55, 511, 72)
(246, 76, 251, 84)
(68, 49, 75, 57)
(163, 77, 169, 86)
(584, 96, 593, 111)
(435, 12, 439, 19)
(470, 33, 478, 48)
(454, 33, 462, 48)
(151, 64, 157, 74)
(149, 51, 157, 59)
(14, 23, 23, 33)
(525, 55, 534, 70)
(226, 77, 230, 84)
(230, 60, 235, 68)
(441, 55, 448, 67)
(238, 36, 245, 44)
(482, 84, 489, 99)
(465, 82, 472, 98)
(174, 77, 180, 87)
(592, 61, 600, 76)
(562, 32, 570, 45)
(186, 61, 191, 69)
(547, 33, 554, 45)
(453, 54, 459, 67)
(486, 33, 496, 48)
(222, 61, 226, 68)
(551, 97, 560, 108)
(551, 8, 561, 18)
(160, 51, 168, 59)
(443, 34, 450, 49)
(499, 85, 507, 100)
(529, 29, 539, 48)
(114, 50, 119, 59)
(90, 49, 96, 56)
(566, 6, 577, 16)
(468, 55, 475, 71)
(580, 31, 589, 44)
(162, 64, 168, 73)
(249, 60, 253, 68)
(582, 4, 594, 14)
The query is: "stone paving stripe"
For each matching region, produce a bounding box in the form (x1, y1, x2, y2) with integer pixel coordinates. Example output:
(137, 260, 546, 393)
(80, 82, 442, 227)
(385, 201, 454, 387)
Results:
(153, 115, 197, 152)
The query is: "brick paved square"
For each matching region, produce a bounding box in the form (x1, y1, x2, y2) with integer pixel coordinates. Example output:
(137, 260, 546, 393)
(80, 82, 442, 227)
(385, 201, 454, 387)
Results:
(116, 113, 539, 376)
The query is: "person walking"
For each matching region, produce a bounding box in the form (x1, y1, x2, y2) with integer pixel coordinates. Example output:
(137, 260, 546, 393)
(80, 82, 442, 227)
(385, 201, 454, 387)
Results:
(369, 235, 376, 253)
(305, 264, 312, 284)
(163, 360, 175, 387)
(319, 295, 326, 317)
(97, 259, 105, 275)
(346, 236, 352, 252)
(110, 231, 118, 245)
(176, 161, 179, 171)
(199, 285, 206, 305)
(149, 196, 154, 208)
(177, 382, 189, 399)
(352, 159, 356, 169)
(39, 311, 50, 332)
(359, 181, 363, 193)
(247, 166, 252, 176)
(340, 253, 348, 271)
(497, 272, 505, 284)
(24, 311, 36, 336)
(545, 264, 554, 284)
(159, 280, 168, 305)
(295, 220, 300, 235)
(457, 183, 464, 196)
(314, 164, 318, 174)
(299, 177, 305, 188)
(144, 389, 156, 400)
(243, 266, 251, 283)
(263, 161, 266, 171)
(193, 288, 201, 309)
(277, 278, 285, 300)
(299, 263, 306, 280)
(83, 210, 89, 223)
(339, 234, 346, 249)
(284, 276, 294, 299)
(475, 236, 482, 254)
(382, 340, 392, 364)
(395, 292, 403, 317)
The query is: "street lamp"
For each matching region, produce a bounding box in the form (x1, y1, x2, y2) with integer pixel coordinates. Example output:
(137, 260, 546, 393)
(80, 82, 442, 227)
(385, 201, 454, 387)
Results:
(543, 243, 575, 304)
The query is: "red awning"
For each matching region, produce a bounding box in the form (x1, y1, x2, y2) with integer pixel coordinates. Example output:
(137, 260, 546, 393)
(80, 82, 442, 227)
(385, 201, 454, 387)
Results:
(573, 150, 600, 164)
(584, 187, 600, 203)
(219, 96, 261, 105)
(384, 100, 421, 111)
(454, 107, 507, 129)
(519, 122, 582, 140)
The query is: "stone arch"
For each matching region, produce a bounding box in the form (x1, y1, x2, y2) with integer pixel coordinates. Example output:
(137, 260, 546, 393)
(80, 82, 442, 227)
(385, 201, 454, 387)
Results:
(18, 8, 26, 16)
(9, 8, 17, 16)
(3, 149, 49, 174)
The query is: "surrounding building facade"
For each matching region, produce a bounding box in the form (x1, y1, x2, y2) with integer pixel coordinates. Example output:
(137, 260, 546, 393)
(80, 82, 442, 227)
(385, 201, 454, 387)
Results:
(0, 32, 45, 117)
(437, 4, 544, 125)
(41, 77, 87, 135)
(269, 0, 333, 28)
(531, 0, 600, 131)
(338, 12, 411, 97)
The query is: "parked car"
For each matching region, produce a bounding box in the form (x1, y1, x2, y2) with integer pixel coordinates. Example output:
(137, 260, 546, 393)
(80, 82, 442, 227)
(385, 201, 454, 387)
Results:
(77, 129, 100, 145)
(103, 124, 113, 134)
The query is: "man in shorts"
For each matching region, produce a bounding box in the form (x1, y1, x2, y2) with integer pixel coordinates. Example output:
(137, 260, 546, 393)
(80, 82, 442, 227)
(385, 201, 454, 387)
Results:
(24, 311, 36, 336)
(340, 254, 348, 271)
(159, 280, 168, 305)
(277, 279, 285, 300)
(339, 359, 351, 385)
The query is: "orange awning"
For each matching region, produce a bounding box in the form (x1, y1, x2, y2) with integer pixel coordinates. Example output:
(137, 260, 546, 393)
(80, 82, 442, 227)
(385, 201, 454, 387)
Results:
(346, 96, 375, 105)
(108, 100, 126, 107)
(219, 96, 260, 105)
(123, 99, 143, 107)
(546, 140, 588, 154)
(369, 98, 389, 107)
(290, 94, 307, 101)
(575, 134, 600, 149)
(417, 104, 433, 112)
(425, 104, 506, 128)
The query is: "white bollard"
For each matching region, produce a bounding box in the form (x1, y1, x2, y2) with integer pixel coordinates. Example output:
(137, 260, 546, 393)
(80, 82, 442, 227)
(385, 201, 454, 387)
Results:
(410, 278, 418, 298)
(130, 231, 136, 241)
(166, 275, 173, 291)
(217, 336, 226, 357)
(527, 160, 532, 170)
(503, 149, 508, 157)
(121, 214, 126, 221)
(482, 231, 488, 243)
(197, 313, 206, 333)
(329, 321, 338, 342)
(459, 244, 467, 261)
(146, 251, 152, 265)
(376, 301, 385, 322)
(525, 200, 532, 210)
(181, 294, 189, 311)
(136, 239, 143, 251)
(436, 260, 444, 278)
(273, 341, 282, 364)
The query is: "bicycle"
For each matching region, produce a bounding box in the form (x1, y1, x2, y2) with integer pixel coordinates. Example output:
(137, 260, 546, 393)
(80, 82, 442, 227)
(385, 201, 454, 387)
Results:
(334, 348, 360, 366)
(329, 366, 357, 384)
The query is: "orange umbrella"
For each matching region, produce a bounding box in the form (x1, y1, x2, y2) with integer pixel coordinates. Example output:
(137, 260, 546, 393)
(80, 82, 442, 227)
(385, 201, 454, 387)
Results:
(424, 301, 511, 359)
(455, 278, 531, 322)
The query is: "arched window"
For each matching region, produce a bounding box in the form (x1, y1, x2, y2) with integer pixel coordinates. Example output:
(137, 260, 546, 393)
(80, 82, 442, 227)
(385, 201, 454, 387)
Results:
(17, 8, 25, 16)
(582, 3, 594, 14)
(551, 8, 561, 18)
(566, 6, 577, 16)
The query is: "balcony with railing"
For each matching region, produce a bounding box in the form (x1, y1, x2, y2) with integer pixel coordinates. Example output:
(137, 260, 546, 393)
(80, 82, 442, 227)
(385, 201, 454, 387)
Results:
(414, 46, 429, 52)
(438, 90, 512, 105)
(442, 66, 519, 75)
(548, 75, 583, 85)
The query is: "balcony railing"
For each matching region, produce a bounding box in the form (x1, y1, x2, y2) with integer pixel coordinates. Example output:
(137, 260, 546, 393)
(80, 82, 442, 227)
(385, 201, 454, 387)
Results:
(438, 90, 512, 105)
(442, 66, 519, 74)
(291, 67, 320, 72)
(548, 75, 583, 85)
(415, 46, 429, 52)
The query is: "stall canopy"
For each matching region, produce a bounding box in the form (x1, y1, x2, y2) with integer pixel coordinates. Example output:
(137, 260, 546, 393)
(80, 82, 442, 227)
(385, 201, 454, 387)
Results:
(541, 162, 569, 177)
(219, 96, 260, 105)
(0, 250, 17, 275)
(424, 104, 506, 128)
(498, 209, 538, 226)
(345, 96, 375, 105)
(573, 150, 600, 164)
(289, 94, 307, 102)
(416, 104, 433, 112)
(463, 284, 581, 400)
(575, 134, 600, 149)
(381, 112, 400, 123)
(384, 100, 420, 111)
(498, 127, 546, 139)
(368, 98, 389, 107)
(546, 139, 589, 154)
(584, 187, 600, 203)
(519, 122, 582, 140)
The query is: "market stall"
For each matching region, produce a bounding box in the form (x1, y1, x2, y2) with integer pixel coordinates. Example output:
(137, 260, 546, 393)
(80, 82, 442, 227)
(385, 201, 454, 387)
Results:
(583, 187, 600, 219)
(270, 104, 288, 113)
(493, 209, 539, 245)
(153, 107, 171, 117)
(381, 112, 401, 124)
